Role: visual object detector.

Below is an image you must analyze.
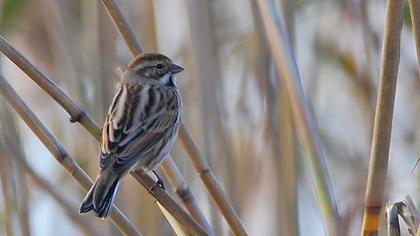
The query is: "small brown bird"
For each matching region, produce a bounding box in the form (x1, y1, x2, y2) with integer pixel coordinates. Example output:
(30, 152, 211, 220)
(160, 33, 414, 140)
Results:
(80, 53, 183, 218)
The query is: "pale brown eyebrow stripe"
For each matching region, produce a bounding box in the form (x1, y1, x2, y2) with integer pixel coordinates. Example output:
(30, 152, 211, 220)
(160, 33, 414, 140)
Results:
(128, 53, 170, 69)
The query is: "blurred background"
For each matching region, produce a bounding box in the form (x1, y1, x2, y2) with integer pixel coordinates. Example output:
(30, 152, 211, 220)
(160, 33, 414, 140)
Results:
(0, 0, 419, 235)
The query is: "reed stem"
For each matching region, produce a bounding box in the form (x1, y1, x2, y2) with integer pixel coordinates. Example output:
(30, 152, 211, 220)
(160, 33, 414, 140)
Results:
(255, 0, 342, 234)
(361, 0, 404, 234)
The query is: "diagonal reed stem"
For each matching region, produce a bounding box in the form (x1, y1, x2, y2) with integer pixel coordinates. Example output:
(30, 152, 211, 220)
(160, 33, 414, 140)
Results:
(255, 0, 341, 235)
(0, 37, 101, 139)
(361, 0, 404, 234)
(102, 0, 143, 55)
(0, 35, 209, 236)
(101, 0, 246, 234)
(0, 74, 142, 236)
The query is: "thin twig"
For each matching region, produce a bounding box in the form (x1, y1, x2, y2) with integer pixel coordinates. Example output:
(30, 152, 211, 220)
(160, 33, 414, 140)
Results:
(0, 74, 142, 236)
(100, 1, 246, 235)
(0, 36, 209, 236)
(410, 157, 420, 174)
(255, 0, 341, 235)
(361, 0, 404, 234)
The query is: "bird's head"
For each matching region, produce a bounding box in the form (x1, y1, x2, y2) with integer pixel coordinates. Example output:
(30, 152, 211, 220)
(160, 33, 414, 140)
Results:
(128, 53, 183, 86)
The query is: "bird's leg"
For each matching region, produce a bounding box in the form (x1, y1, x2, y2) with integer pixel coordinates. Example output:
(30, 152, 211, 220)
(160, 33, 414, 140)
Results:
(148, 170, 166, 193)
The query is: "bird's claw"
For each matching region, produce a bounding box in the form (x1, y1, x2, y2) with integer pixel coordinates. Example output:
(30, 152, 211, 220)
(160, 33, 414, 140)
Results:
(148, 171, 166, 193)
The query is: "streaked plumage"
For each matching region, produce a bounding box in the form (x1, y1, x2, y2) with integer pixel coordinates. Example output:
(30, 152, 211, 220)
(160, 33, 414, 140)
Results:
(80, 53, 183, 218)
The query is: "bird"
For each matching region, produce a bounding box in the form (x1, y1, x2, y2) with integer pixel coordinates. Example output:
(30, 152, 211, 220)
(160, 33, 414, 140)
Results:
(80, 53, 183, 218)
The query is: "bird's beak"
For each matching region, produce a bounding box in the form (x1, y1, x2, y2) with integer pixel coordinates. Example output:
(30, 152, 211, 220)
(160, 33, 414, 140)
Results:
(170, 64, 184, 74)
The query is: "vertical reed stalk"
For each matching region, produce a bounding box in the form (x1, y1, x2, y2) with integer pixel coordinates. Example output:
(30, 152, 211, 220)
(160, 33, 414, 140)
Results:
(0, 156, 14, 236)
(361, 0, 404, 234)
(0, 105, 34, 236)
(255, 0, 341, 234)
(14, 164, 31, 236)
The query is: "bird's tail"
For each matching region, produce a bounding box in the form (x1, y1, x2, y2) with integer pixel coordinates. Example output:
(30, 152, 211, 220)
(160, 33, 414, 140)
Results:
(80, 171, 120, 219)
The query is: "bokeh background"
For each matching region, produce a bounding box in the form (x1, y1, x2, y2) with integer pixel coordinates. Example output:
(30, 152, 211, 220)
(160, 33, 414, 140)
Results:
(0, 0, 419, 235)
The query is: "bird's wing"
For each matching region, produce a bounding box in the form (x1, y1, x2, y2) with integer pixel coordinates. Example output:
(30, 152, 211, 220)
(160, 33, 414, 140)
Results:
(100, 72, 180, 172)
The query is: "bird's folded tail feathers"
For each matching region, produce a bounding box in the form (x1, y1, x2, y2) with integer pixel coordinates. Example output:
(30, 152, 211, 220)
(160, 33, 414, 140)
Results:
(79, 172, 120, 219)
(79, 181, 96, 214)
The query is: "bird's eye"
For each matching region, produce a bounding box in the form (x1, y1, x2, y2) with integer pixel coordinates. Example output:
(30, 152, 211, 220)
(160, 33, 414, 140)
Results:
(156, 64, 164, 69)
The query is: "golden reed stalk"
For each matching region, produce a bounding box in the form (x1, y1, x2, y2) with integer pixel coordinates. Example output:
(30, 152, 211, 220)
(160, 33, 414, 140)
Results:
(361, 0, 403, 234)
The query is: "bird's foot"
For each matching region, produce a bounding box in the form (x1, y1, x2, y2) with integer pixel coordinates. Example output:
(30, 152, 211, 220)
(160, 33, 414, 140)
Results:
(148, 170, 166, 193)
